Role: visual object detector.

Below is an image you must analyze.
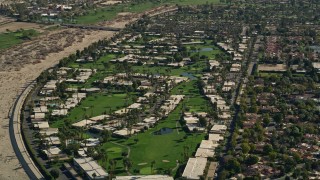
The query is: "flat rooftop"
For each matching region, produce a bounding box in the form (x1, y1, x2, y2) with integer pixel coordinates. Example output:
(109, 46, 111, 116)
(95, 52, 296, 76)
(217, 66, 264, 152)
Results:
(182, 157, 207, 180)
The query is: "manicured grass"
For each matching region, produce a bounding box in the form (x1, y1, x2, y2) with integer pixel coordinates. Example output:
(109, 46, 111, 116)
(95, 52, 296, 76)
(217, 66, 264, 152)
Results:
(69, 54, 117, 69)
(187, 41, 221, 59)
(0, 29, 38, 50)
(258, 72, 283, 78)
(131, 57, 208, 77)
(75, 1, 162, 24)
(171, 80, 211, 112)
(107, 102, 206, 175)
(68, 54, 119, 88)
(75, 0, 220, 24)
(50, 93, 133, 128)
(99, 80, 211, 175)
(99, 143, 127, 175)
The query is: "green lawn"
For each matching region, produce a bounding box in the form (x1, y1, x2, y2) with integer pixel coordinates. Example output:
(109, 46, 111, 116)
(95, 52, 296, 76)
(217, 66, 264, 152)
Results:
(99, 80, 211, 175)
(69, 54, 117, 69)
(99, 143, 127, 175)
(103, 101, 206, 175)
(258, 72, 283, 78)
(75, 0, 220, 24)
(50, 93, 133, 127)
(67, 54, 118, 88)
(131, 57, 208, 77)
(0, 29, 38, 50)
(186, 41, 221, 59)
(131, 41, 221, 77)
(171, 81, 211, 112)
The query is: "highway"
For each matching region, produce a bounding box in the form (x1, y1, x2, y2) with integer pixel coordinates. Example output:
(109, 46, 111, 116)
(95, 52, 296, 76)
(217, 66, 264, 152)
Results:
(9, 81, 44, 180)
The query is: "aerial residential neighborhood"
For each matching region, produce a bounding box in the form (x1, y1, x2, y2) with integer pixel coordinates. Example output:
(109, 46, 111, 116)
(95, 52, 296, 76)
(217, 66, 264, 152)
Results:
(0, 0, 319, 180)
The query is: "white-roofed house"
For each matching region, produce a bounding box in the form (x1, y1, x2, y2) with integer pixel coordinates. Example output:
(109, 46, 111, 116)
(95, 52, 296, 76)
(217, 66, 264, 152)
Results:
(182, 157, 207, 179)
(210, 125, 227, 134)
(73, 157, 108, 180)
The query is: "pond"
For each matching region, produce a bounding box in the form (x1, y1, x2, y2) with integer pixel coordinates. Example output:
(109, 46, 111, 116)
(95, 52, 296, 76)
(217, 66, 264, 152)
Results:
(201, 47, 213, 52)
(190, 47, 213, 52)
(181, 72, 197, 80)
(153, 128, 173, 135)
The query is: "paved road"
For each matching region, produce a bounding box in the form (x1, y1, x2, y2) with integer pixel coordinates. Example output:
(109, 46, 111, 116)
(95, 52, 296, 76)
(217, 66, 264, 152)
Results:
(9, 81, 44, 180)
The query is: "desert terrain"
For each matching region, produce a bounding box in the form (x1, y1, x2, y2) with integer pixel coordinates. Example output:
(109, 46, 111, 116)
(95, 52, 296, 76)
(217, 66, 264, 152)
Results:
(0, 5, 177, 179)
(0, 19, 131, 180)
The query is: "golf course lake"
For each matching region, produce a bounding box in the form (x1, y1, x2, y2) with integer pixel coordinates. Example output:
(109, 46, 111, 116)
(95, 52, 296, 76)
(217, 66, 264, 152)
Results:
(153, 128, 173, 135)
(181, 72, 197, 80)
(201, 47, 214, 52)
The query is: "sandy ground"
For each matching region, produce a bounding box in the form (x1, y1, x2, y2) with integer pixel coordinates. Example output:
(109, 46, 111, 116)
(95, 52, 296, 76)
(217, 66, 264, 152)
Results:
(0, 28, 118, 180)
(0, 16, 45, 33)
(0, 5, 176, 180)
(100, 0, 122, 5)
(0, 22, 45, 33)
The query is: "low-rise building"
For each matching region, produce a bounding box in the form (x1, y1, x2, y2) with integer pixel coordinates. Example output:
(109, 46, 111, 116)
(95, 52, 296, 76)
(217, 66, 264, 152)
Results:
(182, 157, 207, 180)
(73, 157, 108, 180)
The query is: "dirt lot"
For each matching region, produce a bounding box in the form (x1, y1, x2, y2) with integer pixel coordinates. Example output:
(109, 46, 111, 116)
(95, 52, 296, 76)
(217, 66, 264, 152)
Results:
(100, 0, 123, 5)
(0, 22, 44, 33)
(0, 16, 46, 33)
(0, 6, 177, 180)
(258, 64, 287, 72)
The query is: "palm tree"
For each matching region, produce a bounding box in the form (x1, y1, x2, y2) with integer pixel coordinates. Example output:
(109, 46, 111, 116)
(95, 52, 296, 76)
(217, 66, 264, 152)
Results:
(100, 149, 108, 168)
(123, 158, 132, 174)
(150, 160, 156, 174)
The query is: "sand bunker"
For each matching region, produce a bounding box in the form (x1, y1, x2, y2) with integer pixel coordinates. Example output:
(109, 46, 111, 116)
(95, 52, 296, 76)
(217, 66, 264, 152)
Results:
(138, 163, 148, 166)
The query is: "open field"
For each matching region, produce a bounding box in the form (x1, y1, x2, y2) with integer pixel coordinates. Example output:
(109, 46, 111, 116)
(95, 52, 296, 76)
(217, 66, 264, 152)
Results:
(51, 93, 134, 128)
(0, 22, 44, 33)
(0, 29, 39, 50)
(98, 80, 210, 175)
(76, 0, 220, 24)
(100, 103, 206, 175)
(0, 16, 45, 33)
(171, 81, 211, 112)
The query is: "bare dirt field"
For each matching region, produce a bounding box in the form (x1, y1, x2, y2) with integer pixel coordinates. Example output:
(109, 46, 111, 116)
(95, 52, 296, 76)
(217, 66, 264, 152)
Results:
(100, 0, 122, 5)
(0, 22, 44, 33)
(0, 6, 177, 179)
(0, 26, 119, 180)
(0, 16, 45, 33)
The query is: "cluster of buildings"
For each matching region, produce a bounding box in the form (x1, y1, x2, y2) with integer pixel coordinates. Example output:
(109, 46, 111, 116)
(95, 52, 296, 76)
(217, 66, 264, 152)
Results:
(182, 125, 227, 179)
(178, 34, 249, 179)
(57, 68, 96, 84)
(70, 93, 185, 139)
(103, 72, 188, 92)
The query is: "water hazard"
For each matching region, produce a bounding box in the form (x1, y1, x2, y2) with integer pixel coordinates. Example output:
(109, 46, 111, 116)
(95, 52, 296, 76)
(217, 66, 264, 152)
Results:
(153, 128, 173, 135)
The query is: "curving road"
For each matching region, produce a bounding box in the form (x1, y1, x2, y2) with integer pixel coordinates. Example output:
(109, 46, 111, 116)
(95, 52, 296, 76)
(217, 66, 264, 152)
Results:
(9, 81, 44, 180)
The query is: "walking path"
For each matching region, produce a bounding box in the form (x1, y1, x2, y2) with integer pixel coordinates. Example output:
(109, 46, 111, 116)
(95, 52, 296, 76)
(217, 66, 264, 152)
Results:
(110, 141, 132, 175)
(175, 121, 180, 134)
(110, 141, 131, 158)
